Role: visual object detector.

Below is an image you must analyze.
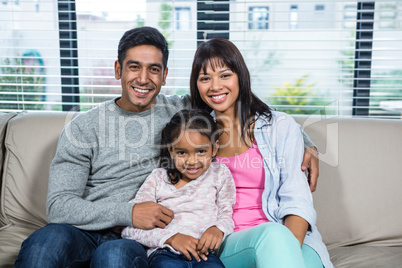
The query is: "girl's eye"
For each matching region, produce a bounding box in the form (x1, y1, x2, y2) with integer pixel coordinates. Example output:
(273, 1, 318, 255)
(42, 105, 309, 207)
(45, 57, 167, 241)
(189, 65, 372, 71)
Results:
(177, 151, 186, 156)
(198, 150, 206, 154)
(199, 76, 210, 82)
(221, 73, 231, 78)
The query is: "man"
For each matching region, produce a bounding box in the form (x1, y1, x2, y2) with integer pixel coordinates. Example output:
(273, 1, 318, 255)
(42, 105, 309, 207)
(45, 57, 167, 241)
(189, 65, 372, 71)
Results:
(15, 26, 318, 267)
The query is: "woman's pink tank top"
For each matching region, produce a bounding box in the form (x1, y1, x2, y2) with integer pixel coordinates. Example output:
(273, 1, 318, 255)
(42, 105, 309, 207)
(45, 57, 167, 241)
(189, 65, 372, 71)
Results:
(215, 140, 269, 232)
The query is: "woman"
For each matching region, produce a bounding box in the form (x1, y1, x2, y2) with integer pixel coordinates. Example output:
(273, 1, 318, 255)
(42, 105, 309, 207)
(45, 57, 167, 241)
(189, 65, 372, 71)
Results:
(190, 38, 333, 268)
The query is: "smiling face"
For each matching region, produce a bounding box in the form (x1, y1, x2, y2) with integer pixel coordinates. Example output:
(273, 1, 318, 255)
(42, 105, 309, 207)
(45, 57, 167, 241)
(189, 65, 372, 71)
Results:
(196, 60, 239, 117)
(114, 45, 168, 113)
(169, 130, 218, 183)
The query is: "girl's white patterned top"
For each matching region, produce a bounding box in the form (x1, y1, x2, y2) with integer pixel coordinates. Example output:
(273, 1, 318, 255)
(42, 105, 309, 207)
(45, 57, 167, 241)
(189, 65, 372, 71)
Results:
(121, 162, 236, 256)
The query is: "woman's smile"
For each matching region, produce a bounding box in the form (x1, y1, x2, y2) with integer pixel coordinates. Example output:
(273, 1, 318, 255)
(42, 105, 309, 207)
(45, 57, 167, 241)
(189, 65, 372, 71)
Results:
(210, 93, 229, 103)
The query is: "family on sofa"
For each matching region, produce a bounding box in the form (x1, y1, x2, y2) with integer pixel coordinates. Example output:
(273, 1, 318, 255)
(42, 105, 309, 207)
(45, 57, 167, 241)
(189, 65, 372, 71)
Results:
(10, 26, 334, 267)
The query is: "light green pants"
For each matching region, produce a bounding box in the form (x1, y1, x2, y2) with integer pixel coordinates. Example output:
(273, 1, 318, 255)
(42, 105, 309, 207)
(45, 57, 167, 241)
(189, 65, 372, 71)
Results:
(216, 222, 323, 268)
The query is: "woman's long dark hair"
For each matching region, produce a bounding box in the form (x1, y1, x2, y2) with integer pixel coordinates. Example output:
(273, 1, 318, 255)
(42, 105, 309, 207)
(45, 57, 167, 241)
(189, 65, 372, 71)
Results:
(159, 109, 221, 184)
(190, 38, 272, 144)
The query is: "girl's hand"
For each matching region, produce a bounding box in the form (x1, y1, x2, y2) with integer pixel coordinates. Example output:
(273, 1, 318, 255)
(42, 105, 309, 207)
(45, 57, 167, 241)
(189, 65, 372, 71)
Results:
(165, 233, 205, 262)
(197, 226, 224, 256)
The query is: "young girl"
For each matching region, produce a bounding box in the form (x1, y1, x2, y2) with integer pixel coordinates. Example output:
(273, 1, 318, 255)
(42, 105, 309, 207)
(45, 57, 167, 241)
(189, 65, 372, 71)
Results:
(121, 109, 236, 268)
(190, 38, 333, 268)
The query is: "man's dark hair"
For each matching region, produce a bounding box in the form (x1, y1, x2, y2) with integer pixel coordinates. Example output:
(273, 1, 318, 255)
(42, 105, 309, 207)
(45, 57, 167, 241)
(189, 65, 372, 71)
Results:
(117, 26, 169, 70)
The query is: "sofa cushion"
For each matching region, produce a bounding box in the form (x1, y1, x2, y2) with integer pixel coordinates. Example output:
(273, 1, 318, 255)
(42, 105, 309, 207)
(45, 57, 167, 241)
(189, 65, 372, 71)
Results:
(0, 225, 37, 267)
(0, 113, 17, 227)
(329, 245, 402, 268)
(0, 112, 77, 229)
(293, 115, 402, 249)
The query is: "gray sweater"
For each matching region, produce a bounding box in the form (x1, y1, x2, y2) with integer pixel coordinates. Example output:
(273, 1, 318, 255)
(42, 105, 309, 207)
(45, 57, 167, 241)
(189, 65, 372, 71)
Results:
(47, 93, 315, 231)
(47, 94, 192, 230)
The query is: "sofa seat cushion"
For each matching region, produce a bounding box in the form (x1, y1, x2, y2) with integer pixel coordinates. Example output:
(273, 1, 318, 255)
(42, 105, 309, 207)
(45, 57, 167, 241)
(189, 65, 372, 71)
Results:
(329, 245, 402, 268)
(0, 224, 37, 268)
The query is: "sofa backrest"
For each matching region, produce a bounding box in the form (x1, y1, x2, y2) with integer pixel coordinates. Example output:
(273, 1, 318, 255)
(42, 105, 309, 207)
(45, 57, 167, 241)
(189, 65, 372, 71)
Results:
(0, 113, 17, 227)
(0, 112, 77, 230)
(0, 111, 401, 249)
(293, 115, 402, 249)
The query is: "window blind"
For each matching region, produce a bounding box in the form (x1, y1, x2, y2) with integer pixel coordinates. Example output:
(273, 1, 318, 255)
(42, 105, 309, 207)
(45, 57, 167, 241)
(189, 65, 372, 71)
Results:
(1, 0, 401, 118)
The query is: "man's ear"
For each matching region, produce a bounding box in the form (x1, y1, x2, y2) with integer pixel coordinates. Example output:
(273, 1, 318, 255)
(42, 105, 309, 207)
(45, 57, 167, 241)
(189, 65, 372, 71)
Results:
(212, 140, 219, 157)
(162, 67, 168, 86)
(114, 60, 121, 80)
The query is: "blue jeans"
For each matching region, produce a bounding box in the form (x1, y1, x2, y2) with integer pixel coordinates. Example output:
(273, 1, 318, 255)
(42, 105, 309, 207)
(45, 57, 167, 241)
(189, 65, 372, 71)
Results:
(14, 223, 148, 268)
(149, 249, 224, 268)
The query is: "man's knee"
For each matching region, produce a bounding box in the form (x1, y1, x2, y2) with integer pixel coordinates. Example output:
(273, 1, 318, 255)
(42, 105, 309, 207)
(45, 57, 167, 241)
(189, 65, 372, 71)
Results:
(15, 224, 83, 267)
(22, 224, 77, 251)
(91, 239, 148, 268)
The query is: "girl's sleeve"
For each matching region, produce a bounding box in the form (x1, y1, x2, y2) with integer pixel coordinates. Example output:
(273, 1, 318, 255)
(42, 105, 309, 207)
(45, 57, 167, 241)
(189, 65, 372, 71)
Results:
(130, 169, 159, 204)
(121, 169, 180, 247)
(211, 165, 236, 239)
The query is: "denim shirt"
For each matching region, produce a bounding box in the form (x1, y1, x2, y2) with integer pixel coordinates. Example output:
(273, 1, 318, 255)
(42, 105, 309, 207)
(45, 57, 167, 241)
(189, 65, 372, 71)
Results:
(254, 111, 333, 268)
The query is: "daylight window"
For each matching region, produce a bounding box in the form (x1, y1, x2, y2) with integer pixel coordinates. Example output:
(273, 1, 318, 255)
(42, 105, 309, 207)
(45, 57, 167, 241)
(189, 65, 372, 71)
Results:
(315, 4, 325, 11)
(344, 4, 357, 28)
(289, 5, 298, 29)
(378, 4, 396, 29)
(248, 6, 269, 30)
(175, 7, 191, 30)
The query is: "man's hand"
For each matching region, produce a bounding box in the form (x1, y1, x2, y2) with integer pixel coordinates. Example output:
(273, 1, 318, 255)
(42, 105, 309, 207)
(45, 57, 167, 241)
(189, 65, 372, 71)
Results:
(131, 201, 174, 230)
(165, 233, 204, 262)
(301, 147, 319, 192)
(197, 226, 224, 257)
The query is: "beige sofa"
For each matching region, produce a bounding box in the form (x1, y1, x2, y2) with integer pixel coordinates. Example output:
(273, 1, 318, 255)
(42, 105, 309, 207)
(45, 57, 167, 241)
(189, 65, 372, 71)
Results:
(0, 111, 402, 267)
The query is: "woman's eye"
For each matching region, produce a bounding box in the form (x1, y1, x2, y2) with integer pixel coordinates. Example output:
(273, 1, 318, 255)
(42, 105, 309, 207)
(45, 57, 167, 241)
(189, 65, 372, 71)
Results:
(199, 77, 210, 82)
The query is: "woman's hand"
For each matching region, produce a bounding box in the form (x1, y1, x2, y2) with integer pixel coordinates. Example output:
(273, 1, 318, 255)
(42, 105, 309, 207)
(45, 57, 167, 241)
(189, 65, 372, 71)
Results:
(165, 233, 204, 261)
(302, 147, 319, 192)
(197, 226, 224, 258)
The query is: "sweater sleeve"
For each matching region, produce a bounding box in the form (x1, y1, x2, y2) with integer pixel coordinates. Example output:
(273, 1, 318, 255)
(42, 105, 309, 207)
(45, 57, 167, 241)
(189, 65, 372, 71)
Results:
(46, 120, 134, 230)
(210, 165, 236, 239)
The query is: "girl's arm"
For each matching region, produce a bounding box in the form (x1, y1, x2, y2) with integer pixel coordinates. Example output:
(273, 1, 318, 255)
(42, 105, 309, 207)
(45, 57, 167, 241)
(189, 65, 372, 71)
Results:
(197, 165, 236, 253)
(212, 165, 236, 236)
(121, 169, 178, 248)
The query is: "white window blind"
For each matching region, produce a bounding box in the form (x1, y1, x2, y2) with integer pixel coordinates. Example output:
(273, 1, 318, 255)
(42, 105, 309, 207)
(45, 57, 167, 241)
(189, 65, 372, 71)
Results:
(1, 0, 401, 118)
